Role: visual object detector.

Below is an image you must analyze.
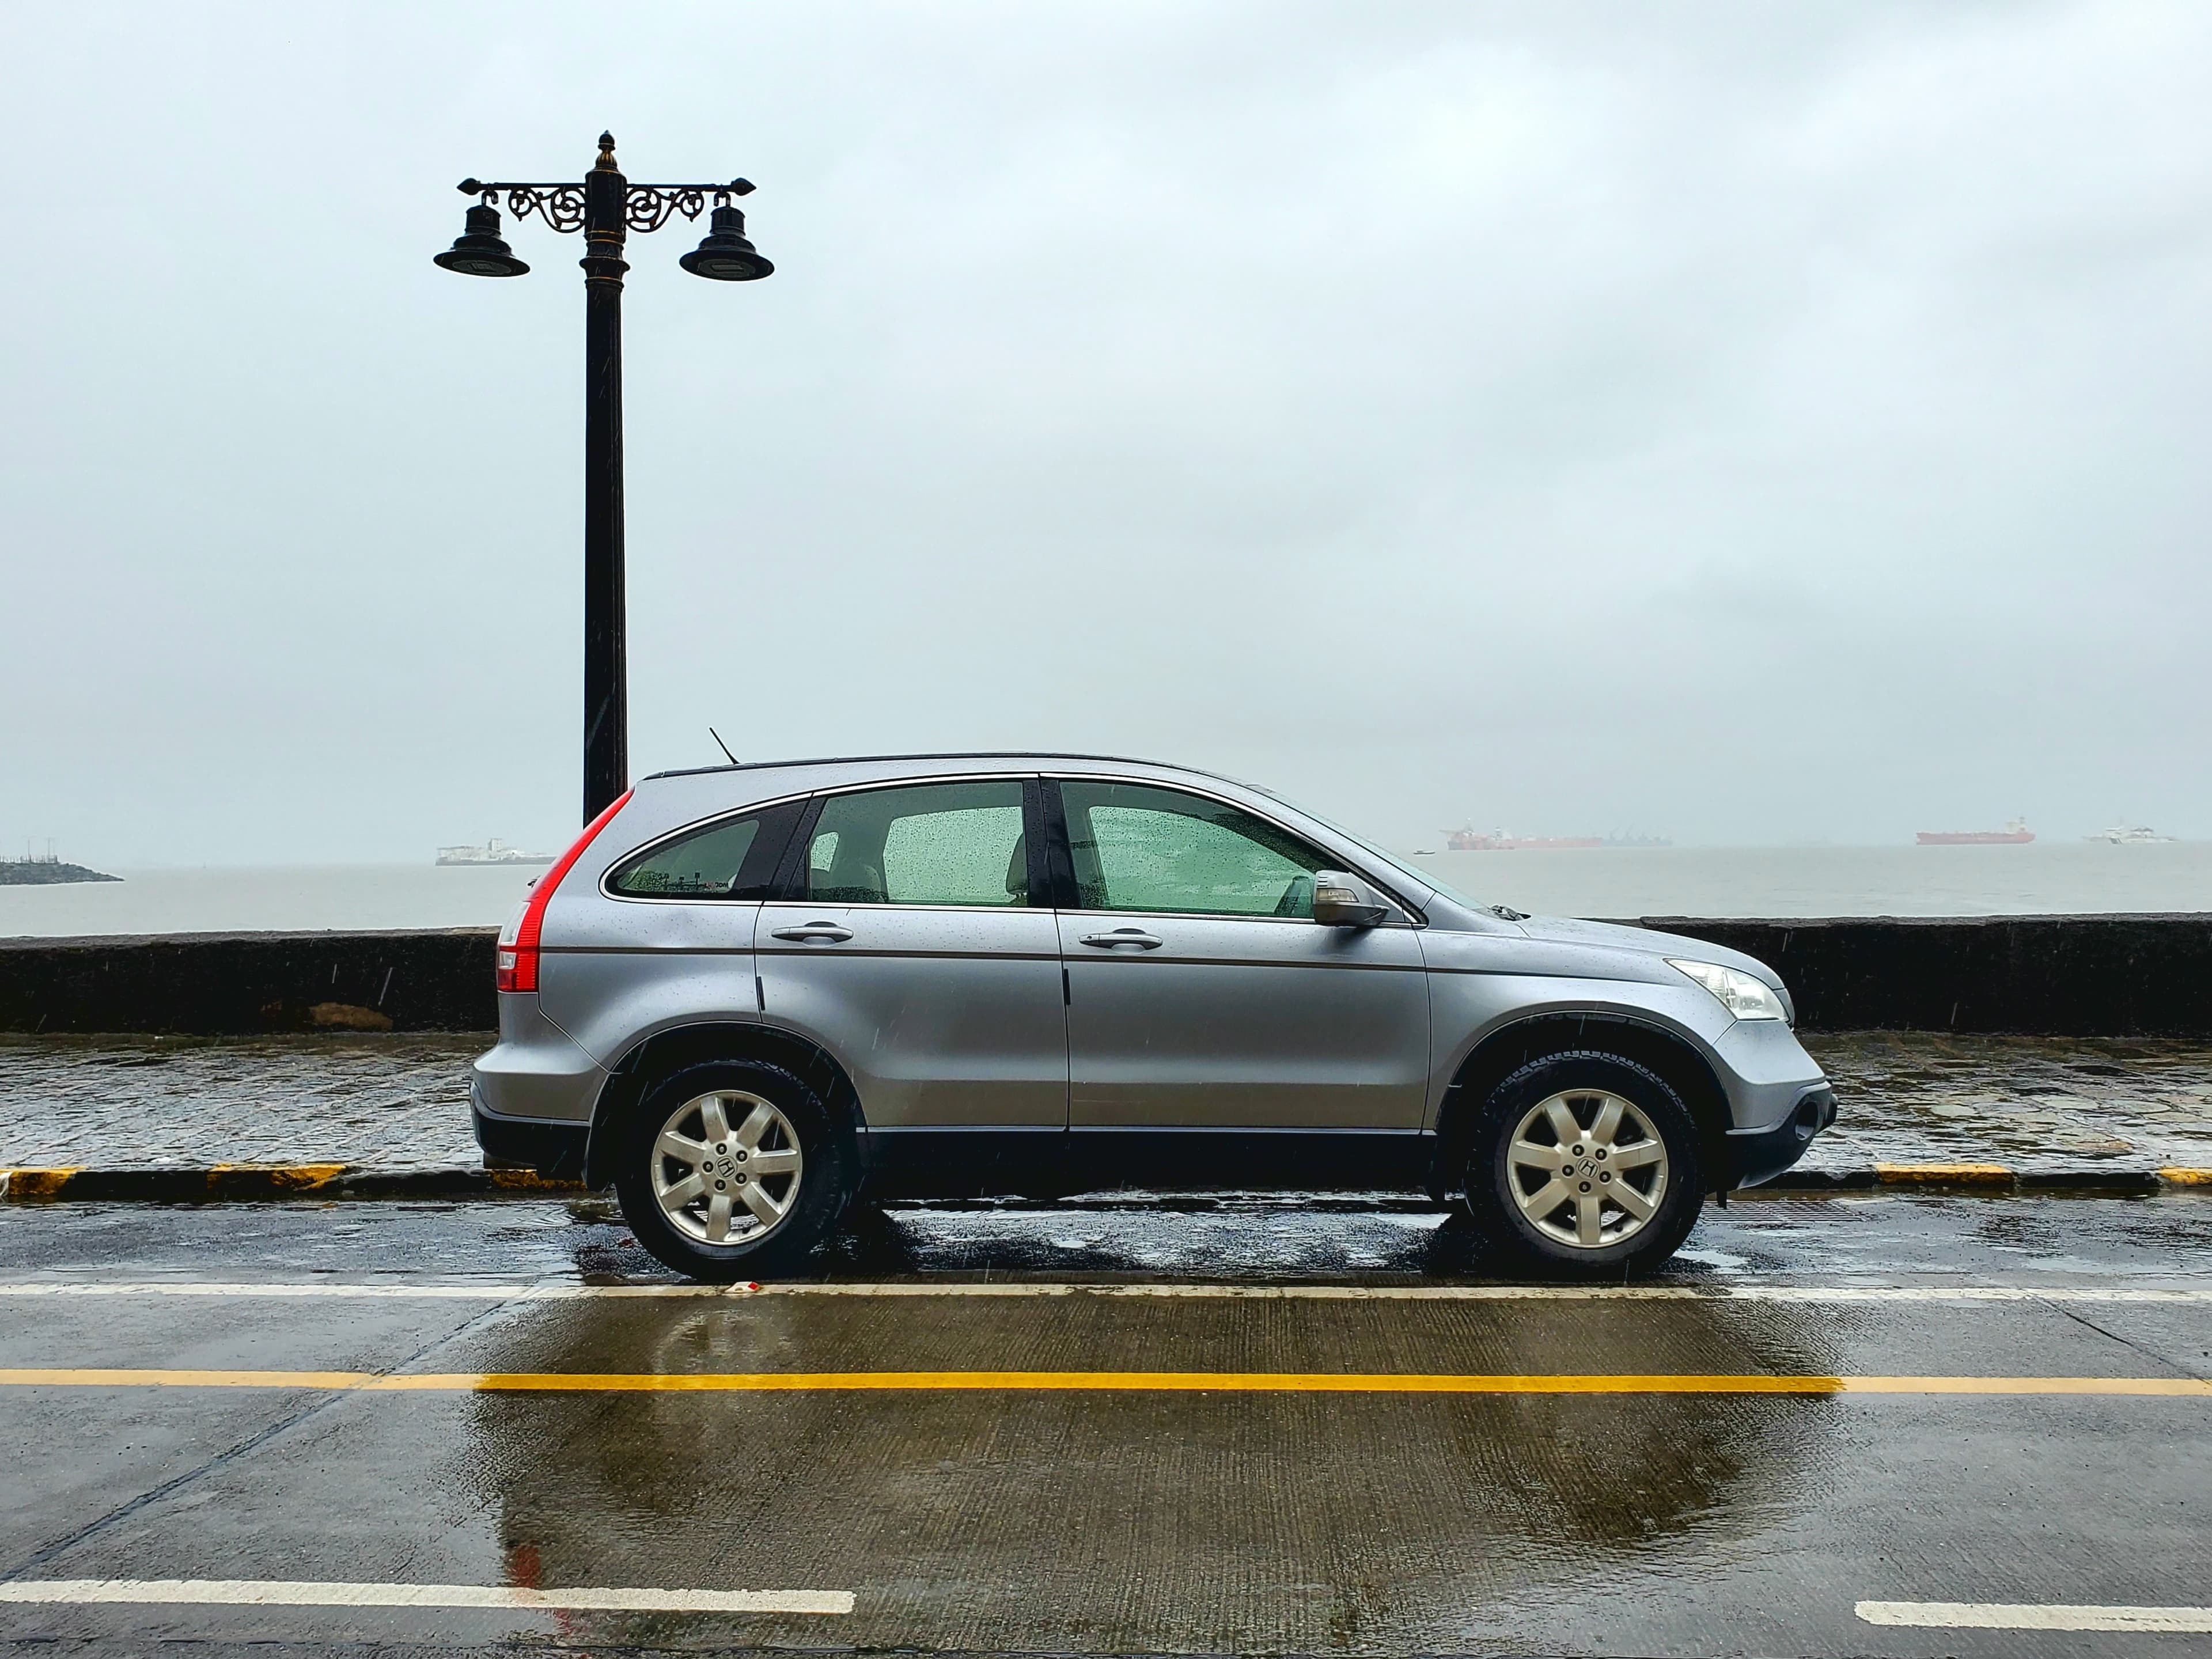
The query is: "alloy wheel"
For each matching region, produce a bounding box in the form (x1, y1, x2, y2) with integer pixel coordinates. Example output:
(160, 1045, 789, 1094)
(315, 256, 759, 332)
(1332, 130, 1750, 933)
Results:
(649, 1090, 804, 1245)
(1506, 1088, 1669, 1249)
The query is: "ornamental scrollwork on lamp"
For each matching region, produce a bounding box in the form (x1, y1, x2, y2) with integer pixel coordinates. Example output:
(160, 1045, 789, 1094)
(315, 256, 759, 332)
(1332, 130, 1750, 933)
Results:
(455, 176, 755, 238)
(623, 179, 756, 233)
(502, 184, 590, 233)
(456, 180, 590, 234)
(624, 188, 707, 235)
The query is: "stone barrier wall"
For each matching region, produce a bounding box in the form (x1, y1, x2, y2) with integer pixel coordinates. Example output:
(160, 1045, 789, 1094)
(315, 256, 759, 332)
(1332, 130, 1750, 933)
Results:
(0, 915, 2206, 1037)
(1632, 914, 2212, 1038)
(0, 929, 498, 1036)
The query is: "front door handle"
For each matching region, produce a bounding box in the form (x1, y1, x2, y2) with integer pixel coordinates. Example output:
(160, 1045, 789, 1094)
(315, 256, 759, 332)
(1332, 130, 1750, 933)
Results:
(770, 922, 854, 943)
(1080, 928, 1163, 950)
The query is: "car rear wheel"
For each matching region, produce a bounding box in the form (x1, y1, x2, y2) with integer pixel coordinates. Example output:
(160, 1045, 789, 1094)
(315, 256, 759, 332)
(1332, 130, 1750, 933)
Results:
(615, 1059, 853, 1281)
(1461, 1050, 1703, 1277)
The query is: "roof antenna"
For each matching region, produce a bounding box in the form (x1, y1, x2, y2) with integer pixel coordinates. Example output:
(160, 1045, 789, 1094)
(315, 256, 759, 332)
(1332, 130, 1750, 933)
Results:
(708, 727, 739, 766)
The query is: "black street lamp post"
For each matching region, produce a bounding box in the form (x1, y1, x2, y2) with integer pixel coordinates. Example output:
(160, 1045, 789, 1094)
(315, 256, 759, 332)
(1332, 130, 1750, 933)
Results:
(435, 132, 772, 823)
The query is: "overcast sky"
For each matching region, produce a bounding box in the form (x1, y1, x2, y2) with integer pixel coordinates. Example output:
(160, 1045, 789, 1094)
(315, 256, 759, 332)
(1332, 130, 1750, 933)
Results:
(3, 1, 2208, 863)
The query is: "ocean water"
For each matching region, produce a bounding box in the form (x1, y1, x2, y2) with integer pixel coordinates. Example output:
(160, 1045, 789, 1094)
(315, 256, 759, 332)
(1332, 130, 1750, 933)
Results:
(0, 863, 544, 939)
(0, 842, 2205, 938)
(1410, 840, 2212, 921)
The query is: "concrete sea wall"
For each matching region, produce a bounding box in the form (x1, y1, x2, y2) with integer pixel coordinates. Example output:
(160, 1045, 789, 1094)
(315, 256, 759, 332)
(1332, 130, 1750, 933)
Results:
(1633, 914, 2212, 1037)
(0, 915, 2206, 1037)
(0, 929, 495, 1036)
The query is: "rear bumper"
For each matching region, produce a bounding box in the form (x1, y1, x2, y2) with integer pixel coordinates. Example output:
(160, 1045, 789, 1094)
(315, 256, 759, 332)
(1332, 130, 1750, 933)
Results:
(471, 1087, 591, 1181)
(1723, 1084, 1837, 1189)
(472, 998, 608, 1123)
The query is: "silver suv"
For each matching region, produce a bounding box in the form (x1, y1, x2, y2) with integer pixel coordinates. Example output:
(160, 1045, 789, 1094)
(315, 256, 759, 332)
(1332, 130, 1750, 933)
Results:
(472, 753, 1835, 1279)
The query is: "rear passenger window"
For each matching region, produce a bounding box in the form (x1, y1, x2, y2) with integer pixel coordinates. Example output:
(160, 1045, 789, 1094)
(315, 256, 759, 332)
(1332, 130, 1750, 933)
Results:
(802, 781, 1029, 906)
(607, 801, 802, 899)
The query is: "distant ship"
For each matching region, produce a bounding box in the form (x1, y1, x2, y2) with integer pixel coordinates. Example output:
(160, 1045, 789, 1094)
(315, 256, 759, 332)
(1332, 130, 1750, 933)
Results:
(1443, 828, 1587, 851)
(2084, 825, 2175, 845)
(435, 838, 553, 867)
(1442, 825, 1675, 851)
(1916, 819, 2033, 845)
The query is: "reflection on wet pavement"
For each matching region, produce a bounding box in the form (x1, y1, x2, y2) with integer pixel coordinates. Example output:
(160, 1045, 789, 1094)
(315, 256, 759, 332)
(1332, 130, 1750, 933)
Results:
(457, 1291, 1849, 1650)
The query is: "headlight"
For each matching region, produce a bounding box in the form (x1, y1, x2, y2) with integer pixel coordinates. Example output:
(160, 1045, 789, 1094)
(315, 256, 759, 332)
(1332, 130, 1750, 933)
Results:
(1667, 959, 1787, 1021)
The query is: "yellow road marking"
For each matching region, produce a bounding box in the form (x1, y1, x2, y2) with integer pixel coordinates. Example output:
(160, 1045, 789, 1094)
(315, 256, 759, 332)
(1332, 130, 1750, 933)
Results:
(0, 1368, 2206, 1396)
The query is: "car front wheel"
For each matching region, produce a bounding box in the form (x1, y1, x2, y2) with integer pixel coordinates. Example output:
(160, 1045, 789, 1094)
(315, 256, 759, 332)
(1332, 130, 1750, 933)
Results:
(1461, 1050, 1704, 1277)
(615, 1059, 852, 1281)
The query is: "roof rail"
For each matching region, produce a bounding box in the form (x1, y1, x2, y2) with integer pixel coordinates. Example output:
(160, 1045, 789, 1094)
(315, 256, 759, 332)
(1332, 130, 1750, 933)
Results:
(645, 749, 1230, 783)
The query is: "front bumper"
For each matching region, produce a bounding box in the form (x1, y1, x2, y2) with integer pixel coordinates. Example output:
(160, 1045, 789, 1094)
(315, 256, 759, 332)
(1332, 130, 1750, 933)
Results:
(1724, 1084, 1838, 1189)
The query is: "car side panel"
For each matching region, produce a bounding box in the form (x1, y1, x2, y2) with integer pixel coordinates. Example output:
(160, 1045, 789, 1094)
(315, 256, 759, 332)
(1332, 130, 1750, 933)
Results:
(755, 902, 1068, 1129)
(535, 889, 763, 1067)
(1063, 913, 1429, 1128)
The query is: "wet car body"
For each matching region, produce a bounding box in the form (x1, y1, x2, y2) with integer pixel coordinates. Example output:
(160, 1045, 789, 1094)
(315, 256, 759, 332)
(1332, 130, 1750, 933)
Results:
(472, 753, 1836, 1275)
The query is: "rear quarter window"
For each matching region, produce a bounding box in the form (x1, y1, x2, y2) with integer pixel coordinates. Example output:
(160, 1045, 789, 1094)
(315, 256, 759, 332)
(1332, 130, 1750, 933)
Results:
(607, 800, 802, 899)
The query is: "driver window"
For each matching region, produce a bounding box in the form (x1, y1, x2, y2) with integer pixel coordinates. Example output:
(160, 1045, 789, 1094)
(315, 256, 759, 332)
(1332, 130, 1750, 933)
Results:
(1059, 781, 1330, 918)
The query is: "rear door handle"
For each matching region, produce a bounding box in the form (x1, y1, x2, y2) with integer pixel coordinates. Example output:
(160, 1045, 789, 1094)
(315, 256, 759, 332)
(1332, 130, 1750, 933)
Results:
(770, 922, 853, 942)
(1080, 928, 1163, 950)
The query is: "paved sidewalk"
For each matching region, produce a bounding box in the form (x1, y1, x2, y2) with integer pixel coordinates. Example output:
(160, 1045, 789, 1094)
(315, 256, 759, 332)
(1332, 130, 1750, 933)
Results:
(1, 1035, 476, 1172)
(1804, 1031, 2212, 1173)
(1, 1030, 2206, 1180)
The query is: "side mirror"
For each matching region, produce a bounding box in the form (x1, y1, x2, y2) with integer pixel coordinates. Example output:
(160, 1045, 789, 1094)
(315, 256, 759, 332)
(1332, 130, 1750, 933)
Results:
(1312, 870, 1388, 928)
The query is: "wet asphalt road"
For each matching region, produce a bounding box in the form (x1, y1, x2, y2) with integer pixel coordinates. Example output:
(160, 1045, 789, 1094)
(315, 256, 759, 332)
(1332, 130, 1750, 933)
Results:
(0, 1194, 2207, 1658)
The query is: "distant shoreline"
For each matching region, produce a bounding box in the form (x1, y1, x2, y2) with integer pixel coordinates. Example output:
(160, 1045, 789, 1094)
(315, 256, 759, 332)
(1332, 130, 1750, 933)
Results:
(0, 860, 121, 887)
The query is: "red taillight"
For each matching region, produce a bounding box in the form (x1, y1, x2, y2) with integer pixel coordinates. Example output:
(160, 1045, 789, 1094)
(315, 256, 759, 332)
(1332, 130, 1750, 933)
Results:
(496, 790, 632, 995)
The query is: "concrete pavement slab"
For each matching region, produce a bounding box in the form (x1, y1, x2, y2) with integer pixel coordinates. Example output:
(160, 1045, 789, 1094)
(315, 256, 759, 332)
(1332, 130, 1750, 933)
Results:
(0, 1195, 2207, 1656)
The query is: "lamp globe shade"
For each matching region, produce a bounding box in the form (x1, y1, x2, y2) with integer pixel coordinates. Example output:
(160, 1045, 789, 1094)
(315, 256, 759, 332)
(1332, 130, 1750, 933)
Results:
(680, 205, 773, 281)
(435, 204, 529, 278)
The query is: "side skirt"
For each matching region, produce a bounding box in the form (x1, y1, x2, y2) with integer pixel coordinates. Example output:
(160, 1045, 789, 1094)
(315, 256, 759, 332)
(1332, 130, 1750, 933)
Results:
(860, 1128, 1434, 1201)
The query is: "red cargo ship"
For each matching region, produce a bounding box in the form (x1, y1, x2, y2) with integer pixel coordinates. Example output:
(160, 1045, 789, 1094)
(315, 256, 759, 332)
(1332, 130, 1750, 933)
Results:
(1915, 819, 2033, 845)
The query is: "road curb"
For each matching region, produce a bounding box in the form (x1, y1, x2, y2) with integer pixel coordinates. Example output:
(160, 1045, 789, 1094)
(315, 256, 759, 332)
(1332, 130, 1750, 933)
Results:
(1, 1163, 2209, 1203)
(0, 1165, 588, 1202)
(1764, 1164, 2196, 1195)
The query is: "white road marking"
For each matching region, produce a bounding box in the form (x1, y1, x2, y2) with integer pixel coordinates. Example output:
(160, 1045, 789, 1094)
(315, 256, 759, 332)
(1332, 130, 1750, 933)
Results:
(0, 1279, 2207, 1303)
(0, 1577, 852, 1615)
(1858, 1601, 2212, 1632)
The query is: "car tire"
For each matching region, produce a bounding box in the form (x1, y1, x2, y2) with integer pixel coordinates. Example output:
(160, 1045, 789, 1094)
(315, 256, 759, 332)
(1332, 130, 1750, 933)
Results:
(1460, 1050, 1703, 1278)
(615, 1058, 854, 1282)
